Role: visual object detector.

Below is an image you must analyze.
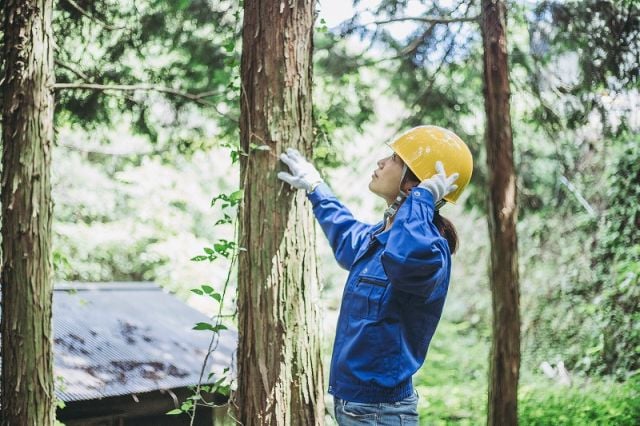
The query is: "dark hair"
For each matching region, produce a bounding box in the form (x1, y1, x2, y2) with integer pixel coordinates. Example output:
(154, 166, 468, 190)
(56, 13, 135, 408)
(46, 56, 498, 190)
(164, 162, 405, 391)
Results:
(433, 210, 458, 254)
(402, 166, 459, 254)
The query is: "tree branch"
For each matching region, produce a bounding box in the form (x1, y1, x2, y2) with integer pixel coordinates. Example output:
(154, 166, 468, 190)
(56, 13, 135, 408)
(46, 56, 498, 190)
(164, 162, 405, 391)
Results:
(370, 15, 479, 26)
(53, 82, 238, 123)
(57, 144, 151, 156)
(54, 60, 90, 81)
(400, 24, 436, 57)
(63, 0, 126, 30)
(410, 33, 460, 110)
(54, 82, 216, 101)
(54, 58, 141, 105)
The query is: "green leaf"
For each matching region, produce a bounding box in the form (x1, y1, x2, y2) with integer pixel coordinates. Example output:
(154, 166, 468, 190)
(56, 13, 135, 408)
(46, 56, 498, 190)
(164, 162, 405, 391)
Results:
(201, 285, 214, 294)
(191, 255, 208, 262)
(223, 40, 235, 52)
(215, 214, 232, 226)
(212, 324, 228, 332)
(193, 322, 215, 331)
(166, 409, 183, 415)
(204, 247, 214, 255)
(210, 193, 230, 207)
(217, 385, 230, 396)
(191, 289, 204, 295)
(177, 0, 191, 10)
(210, 292, 222, 303)
(229, 189, 244, 203)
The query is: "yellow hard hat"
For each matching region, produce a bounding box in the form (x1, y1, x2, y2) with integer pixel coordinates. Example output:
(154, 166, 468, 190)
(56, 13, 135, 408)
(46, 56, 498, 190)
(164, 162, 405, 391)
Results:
(388, 125, 473, 204)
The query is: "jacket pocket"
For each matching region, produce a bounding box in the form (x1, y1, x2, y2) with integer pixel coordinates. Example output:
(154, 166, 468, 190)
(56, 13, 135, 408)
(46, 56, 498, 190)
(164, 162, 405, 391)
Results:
(348, 274, 389, 320)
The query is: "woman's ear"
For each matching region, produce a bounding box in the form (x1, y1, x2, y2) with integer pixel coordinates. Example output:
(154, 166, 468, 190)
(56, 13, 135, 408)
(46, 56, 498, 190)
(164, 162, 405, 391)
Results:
(401, 178, 419, 194)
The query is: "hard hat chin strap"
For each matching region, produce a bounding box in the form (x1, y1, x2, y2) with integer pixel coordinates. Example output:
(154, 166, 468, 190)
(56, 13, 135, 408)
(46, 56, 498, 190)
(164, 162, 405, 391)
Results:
(383, 190, 408, 225)
(382, 164, 409, 226)
(381, 165, 448, 229)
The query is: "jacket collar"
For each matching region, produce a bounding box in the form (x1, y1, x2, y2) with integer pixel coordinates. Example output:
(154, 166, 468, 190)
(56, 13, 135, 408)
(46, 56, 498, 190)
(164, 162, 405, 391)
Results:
(371, 221, 390, 245)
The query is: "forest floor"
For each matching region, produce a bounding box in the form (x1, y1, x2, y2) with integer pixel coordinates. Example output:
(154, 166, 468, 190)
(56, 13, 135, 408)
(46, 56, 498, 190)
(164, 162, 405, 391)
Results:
(414, 320, 640, 425)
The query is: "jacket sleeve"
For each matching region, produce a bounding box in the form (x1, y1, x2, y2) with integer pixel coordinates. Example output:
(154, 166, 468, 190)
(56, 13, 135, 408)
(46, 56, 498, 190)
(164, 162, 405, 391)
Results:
(307, 183, 375, 270)
(381, 187, 451, 298)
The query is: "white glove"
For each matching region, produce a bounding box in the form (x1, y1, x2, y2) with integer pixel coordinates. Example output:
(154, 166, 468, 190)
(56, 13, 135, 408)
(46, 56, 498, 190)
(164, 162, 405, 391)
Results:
(277, 148, 323, 192)
(418, 161, 459, 203)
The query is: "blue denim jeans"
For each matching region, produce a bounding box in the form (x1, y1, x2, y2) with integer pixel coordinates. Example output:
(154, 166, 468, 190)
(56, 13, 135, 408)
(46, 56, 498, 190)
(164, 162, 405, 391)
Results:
(334, 391, 420, 425)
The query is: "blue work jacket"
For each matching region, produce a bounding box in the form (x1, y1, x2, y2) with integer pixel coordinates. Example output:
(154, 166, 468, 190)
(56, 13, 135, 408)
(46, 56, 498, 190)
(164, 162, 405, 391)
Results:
(308, 183, 452, 403)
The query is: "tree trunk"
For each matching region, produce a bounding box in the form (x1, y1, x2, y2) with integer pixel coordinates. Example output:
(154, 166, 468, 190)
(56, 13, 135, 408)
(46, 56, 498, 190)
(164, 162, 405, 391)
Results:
(1, 0, 56, 425)
(481, 0, 521, 425)
(236, 0, 324, 424)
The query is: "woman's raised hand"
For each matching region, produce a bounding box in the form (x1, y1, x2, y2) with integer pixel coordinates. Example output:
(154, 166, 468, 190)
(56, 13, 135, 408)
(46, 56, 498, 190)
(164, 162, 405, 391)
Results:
(418, 161, 459, 203)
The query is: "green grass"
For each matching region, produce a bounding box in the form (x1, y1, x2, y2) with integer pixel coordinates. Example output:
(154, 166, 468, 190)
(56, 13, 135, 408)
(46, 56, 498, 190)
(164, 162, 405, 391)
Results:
(413, 320, 640, 425)
(519, 378, 640, 426)
(415, 320, 488, 425)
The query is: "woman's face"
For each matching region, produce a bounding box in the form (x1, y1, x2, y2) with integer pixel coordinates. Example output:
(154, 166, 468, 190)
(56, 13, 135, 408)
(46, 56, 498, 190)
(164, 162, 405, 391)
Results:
(368, 152, 406, 205)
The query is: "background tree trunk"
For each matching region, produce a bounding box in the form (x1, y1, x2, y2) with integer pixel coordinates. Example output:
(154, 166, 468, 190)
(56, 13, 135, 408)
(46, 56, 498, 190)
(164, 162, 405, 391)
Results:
(481, 0, 521, 425)
(236, 0, 324, 424)
(1, 0, 56, 425)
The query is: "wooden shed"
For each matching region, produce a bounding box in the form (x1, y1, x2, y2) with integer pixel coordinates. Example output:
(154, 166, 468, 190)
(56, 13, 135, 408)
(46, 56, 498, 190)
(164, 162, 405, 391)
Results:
(52, 282, 236, 425)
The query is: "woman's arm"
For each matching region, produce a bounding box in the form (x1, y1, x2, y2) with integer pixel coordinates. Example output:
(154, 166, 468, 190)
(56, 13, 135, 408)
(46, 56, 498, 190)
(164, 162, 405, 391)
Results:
(277, 148, 375, 270)
(381, 187, 450, 298)
(308, 183, 376, 270)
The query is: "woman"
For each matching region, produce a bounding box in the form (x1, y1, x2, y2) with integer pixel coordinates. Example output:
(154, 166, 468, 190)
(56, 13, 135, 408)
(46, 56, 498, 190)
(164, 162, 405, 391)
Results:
(278, 126, 473, 425)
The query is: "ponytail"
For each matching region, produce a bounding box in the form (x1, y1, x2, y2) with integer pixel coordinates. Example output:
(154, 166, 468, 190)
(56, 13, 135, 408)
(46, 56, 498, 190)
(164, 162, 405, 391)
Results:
(434, 210, 458, 254)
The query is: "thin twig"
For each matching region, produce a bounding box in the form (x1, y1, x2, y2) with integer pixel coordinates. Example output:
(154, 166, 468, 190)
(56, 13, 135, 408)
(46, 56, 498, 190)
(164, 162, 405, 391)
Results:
(54, 55, 159, 110)
(407, 35, 459, 112)
(191, 205, 243, 425)
(400, 23, 436, 57)
(341, 1, 477, 65)
(53, 82, 238, 123)
(53, 83, 218, 102)
(559, 175, 597, 217)
(63, 0, 127, 31)
(395, 23, 467, 133)
(57, 142, 154, 156)
(369, 15, 479, 26)
(54, 60, 90, 81)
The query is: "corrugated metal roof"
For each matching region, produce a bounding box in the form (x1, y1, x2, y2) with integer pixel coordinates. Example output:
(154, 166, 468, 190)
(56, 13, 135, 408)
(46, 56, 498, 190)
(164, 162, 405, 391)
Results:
(52, 282, 236, 402)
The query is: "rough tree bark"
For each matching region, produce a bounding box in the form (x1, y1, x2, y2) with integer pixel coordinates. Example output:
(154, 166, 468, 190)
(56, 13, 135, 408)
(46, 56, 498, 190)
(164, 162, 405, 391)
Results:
(481, 0, 521, 425)
(236, 0, 324, 424)
(1, 0, 56, 425)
